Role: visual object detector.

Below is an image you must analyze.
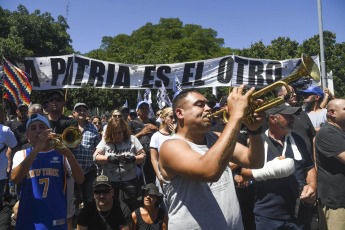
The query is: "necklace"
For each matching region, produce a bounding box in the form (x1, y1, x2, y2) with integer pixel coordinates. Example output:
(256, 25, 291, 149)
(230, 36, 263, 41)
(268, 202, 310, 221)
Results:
(98, 208, 111, 218)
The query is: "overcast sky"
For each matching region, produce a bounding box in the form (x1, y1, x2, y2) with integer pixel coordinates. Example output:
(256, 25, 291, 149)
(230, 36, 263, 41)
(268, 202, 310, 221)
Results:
(2, 0, 344, 55)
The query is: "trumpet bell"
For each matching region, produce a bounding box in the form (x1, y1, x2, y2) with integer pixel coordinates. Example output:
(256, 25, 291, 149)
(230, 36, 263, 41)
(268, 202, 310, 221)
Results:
(62, 127, 82, 148)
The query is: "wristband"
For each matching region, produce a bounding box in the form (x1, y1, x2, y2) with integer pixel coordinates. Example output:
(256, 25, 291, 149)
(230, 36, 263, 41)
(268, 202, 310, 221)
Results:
(247, 127, 263, 136)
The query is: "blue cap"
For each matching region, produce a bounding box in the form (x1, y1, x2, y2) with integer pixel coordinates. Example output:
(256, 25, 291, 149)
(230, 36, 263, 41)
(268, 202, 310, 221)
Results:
(26, 114, 50, 129)
(299, 86, 324, 98)
(136, 101, 149, 110)
(173, 91, 182, 100)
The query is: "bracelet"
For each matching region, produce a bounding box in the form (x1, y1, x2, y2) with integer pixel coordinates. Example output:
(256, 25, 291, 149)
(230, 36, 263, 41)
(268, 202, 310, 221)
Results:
(247, 127, 263, 136)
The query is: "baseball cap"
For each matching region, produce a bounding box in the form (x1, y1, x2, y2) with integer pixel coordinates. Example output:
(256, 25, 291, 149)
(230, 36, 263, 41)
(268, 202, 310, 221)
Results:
(48, 90, 65, 99)
(129, 109, 137, 115)
(17, 103, 29, 110)
(74, 102, 89, 110)
(26, 113, 50, 129)
(136, 101, 149, 110)
(93, 175, 112, 189)
(299, 86, 324, 99)
(266, 104, 301, 116)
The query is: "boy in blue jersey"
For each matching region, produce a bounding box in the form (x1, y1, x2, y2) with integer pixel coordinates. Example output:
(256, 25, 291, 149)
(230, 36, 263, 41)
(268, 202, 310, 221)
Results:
(11, 114, 85, 230)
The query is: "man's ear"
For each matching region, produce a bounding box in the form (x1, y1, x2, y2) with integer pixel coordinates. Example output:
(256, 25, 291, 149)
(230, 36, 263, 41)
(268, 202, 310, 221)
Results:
(329, 108, 336, 118)
(315, 95, 321, 101)
(175, 108, 184, 119)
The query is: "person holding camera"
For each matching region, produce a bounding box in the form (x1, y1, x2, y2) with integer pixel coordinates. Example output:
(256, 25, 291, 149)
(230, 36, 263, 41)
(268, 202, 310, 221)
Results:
(94, 116, 145, 211)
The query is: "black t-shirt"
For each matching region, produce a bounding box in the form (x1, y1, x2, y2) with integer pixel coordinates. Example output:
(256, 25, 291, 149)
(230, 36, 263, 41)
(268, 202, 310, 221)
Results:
(5, 118, 30, 152)
(77, 199, 132, 230)
(211, 121, 248, 146)
(128, 119, 158, 154)
(48, 115, 78, 135)
(254, 132, 314, 220)
(315, 122, 345, 208)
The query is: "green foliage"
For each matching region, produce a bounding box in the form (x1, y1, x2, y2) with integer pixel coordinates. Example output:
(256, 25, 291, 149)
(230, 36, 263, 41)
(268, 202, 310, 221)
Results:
(85, 18, 230, 64)
(0, 5, 73, 62)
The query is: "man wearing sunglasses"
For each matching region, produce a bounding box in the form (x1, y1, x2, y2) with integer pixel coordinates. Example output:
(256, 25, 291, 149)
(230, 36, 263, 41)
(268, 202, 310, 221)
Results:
(77, 175, 132, 230)
(11, 113, 84, 230)
(47, 90, 78, 230)
(299, 86, 327, 132)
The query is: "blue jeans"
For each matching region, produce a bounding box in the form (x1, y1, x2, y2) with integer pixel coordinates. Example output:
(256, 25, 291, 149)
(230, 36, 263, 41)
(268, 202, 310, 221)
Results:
(255, 215, 303, 230)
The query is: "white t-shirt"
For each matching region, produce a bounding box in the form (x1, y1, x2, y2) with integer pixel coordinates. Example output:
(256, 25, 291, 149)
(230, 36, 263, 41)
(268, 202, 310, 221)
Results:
(307, 109, 327, 128)
(0, 124, 18, 180)
(96, 135, 143, 182)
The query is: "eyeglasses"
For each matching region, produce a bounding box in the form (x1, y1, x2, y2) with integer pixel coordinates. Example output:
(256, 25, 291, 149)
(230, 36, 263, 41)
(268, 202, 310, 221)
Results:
(112, 115, 122, 118)
(94, 189, 111, 195)
(93, 121, 102, 125)
(49, 97, 64, 102)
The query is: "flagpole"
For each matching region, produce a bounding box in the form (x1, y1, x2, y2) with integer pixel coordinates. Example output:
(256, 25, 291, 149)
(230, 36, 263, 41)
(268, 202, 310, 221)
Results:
(0, 59, 6, 124)
(64, 88, 68, 114)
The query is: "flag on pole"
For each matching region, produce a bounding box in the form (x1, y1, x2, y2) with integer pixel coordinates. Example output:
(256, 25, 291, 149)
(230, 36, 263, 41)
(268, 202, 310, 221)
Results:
(172, 74, 182, 93)
(123, 99, 128, 108)
(157, 83, 172, 109)
(137, 90, 143, 104)
(144, 89, 155, 119)
(2, 58, 32, 106)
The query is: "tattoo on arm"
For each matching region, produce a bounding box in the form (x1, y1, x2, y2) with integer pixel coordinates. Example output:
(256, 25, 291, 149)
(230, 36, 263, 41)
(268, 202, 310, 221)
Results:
(218, 129, 238, 166)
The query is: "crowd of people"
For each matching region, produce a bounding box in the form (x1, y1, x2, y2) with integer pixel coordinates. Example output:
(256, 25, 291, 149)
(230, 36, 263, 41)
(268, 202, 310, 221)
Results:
(0, 83, 344, 230)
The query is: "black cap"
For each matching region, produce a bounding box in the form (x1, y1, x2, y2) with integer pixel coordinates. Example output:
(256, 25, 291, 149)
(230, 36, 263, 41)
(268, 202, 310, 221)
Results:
(138, 183, 163, 204)
(93, 175, 112, 189)
(266, 104, 301, 116)
(17, 103, 28, 109)
(129, 109, 136, 115)
(48, 90, 64, 99)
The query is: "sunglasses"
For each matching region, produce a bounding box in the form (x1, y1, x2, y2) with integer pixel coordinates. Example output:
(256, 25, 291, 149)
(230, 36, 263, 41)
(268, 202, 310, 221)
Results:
(93, 121, 102, 125)
(19, 109, 28, 113)
(94, 189, 111, 195)
(112, 115, 122, 118)
(49, 97, 64, 102)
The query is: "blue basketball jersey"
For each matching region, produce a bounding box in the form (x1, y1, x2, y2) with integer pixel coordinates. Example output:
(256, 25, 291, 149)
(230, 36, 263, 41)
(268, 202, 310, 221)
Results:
(16, 148, 68, 230)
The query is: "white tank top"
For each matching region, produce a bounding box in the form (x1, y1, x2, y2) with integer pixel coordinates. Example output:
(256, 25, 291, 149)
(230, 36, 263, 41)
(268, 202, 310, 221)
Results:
(164, 132, 244, 230)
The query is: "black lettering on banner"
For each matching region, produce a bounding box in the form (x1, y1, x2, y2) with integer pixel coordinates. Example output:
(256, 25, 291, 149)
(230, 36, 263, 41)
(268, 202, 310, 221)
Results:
(249, 60, 264, 86)
(51, 58, 66, 86)
(235, 57, 248, 84)
(142, 66, 156, 88)
(74, 57, 89, 86)
(62, 57, 73, 85)
(115, 66, 130, 88)
(23, 60, 40, 87)
(266, 61, 282, 84)
(194, 62, 205, 86)
(182, 63, 195, 86)
(155, 66, 171, 87)
(88, 60, 105, 87)
(105, 64, 115, 88)
(217, 57, 233, 83)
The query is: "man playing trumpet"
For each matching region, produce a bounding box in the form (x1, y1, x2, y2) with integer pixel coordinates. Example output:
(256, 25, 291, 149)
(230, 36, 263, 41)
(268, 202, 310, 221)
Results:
(11, 114, 84, 230)
(159, 85, 265, 229)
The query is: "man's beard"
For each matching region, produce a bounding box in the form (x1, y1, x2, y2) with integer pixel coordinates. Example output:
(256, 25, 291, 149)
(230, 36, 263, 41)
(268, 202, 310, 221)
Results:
(302, 100, 314, 112)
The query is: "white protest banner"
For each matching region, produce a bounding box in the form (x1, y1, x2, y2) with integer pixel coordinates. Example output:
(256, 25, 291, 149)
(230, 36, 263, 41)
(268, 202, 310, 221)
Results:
(23, 54, 320, 90)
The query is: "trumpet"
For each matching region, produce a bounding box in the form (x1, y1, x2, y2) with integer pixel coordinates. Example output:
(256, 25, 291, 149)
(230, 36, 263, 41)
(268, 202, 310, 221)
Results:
(207, 53, 320, 123)
(50, 126, 82, 149)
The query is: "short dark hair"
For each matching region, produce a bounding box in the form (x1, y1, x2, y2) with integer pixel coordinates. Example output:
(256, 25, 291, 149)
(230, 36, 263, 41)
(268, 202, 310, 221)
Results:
(172, 89, 201, 120)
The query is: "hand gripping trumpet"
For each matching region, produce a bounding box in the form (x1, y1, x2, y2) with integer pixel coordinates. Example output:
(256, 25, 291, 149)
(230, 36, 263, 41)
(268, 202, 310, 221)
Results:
(207, 54, 320, 123)
(50, 126, 82, 149)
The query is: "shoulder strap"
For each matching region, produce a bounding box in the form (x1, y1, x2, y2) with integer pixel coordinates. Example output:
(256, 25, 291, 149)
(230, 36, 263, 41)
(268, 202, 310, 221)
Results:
(0, 145, 7, 153)
(261, 133, 281, 157)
